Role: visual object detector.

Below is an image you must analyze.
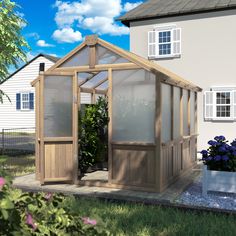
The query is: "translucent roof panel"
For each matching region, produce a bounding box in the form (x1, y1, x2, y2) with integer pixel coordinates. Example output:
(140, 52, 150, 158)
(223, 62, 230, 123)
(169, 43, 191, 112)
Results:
(96, 45, 129, 64)
(79, 71, 108, 89)
(77, 72, 94, 85)
(96, 80, 108, 90)
(59, 46, 89, 67)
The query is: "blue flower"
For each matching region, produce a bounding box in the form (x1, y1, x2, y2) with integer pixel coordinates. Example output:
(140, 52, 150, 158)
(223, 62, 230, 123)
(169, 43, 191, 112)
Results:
(208, 140, 218, 146)
(206, 156, 213, 161)
(222, 155, 229, 161)
(214, 135, 226, 142)
(200, 150, 208, 156)
(218, 146, 227, 152)
(214, 155, 222, 161)
(232, 151, 236, 156)
(231, 140, 236, 146)
(229, 146, 236, 152)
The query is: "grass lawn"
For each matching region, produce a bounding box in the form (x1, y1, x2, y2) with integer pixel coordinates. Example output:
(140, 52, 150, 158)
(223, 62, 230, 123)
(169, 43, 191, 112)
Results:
(65, 197, 236, 236)
(0, 155, 35, 176)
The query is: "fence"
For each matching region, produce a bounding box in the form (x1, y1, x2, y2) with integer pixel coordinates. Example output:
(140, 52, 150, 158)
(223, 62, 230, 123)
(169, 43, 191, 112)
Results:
(0, 127, 35, 156)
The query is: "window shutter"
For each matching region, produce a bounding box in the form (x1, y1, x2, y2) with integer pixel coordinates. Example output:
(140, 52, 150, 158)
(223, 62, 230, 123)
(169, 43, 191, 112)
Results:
(204, 91, 214, 120)
(233, 90, 236, 119)
(16, 93, 21, 110)
(148, 31, 156, 58)
(29, 93, 34, 110)
(172, 28, 181, 56)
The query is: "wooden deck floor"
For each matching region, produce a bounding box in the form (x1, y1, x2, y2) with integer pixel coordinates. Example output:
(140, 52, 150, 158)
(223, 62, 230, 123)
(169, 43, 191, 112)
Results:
(13, 168, 201, 204)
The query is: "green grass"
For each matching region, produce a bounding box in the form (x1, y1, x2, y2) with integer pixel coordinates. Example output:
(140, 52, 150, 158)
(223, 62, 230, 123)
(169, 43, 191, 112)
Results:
(65, 198, 236, 236)
(0, 155, 35, 177)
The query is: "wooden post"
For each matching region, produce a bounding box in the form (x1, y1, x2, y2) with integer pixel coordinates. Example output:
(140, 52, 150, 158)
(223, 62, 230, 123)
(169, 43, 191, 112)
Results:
(108, 68, 112, 184)
(39, 74, 45, 184)
(35, 81, 40, 180)
(73, 72, 78, 184)
(155, 74, 162, 192)
(89, 45, 96, 69)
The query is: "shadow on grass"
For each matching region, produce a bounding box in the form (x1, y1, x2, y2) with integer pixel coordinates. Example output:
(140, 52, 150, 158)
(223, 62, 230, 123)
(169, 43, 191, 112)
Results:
(65, 197, 236, 236)
(0, 154, 35, 177)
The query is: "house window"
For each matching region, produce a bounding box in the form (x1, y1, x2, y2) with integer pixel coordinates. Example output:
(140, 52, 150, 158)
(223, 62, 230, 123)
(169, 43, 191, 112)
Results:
(148, 25, 181, 59)
(204, 89, 236, 121)
(216, 92, 231, 118)
(16, 92, 34, 111)
(158, 30, 171, 56)
(21, 93, 30, 110)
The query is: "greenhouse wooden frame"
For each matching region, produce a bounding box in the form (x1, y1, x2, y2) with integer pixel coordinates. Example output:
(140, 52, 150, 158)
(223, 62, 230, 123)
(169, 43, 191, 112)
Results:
(32, 35, 202, 192)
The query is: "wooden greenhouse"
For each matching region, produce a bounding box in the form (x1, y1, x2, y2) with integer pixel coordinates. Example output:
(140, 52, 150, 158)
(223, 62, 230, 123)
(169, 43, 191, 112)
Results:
(32, 35, 202, 193)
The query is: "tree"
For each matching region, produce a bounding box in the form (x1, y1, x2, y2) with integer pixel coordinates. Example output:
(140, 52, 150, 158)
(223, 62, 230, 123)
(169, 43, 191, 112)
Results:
(0, 0, 29, 103)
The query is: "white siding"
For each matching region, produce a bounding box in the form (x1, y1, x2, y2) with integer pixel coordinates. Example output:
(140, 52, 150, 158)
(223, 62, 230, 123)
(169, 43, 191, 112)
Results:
(0, 56, 54, 130)
(0, 56, 95, 130)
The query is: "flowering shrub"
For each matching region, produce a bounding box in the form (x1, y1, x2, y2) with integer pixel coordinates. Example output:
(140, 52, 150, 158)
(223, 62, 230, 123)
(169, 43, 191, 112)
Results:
(201, 136, 236, 172)
(0, 171, 108, 235)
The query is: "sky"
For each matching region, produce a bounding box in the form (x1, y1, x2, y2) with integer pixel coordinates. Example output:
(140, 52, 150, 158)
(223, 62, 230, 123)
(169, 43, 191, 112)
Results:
(15, 0, 143, 61)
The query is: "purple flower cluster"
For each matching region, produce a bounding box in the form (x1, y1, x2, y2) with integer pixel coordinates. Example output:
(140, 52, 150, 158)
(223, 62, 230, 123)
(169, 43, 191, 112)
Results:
(201, 136, 236, 172)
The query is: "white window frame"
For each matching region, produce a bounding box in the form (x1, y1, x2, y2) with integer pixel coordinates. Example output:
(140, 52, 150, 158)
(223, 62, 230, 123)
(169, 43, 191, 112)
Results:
(204, 87, 236, 121)
(148, 24, 181, 59)
(20, 92, 30, 111)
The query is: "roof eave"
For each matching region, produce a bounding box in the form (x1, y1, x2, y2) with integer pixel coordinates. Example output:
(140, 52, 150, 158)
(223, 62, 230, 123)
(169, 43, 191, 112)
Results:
(118, 6, 236, 27)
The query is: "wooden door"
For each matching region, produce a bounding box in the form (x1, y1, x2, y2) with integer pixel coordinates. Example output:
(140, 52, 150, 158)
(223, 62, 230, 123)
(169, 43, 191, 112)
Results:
(40, 74, 78, 184)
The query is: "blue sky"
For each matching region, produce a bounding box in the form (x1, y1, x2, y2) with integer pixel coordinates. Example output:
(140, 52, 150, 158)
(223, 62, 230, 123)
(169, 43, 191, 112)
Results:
(15, 0, 142, 61)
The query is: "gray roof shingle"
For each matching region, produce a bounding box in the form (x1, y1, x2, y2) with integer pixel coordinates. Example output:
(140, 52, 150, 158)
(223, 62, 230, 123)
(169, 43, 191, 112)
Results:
(119, 0, 236, 25)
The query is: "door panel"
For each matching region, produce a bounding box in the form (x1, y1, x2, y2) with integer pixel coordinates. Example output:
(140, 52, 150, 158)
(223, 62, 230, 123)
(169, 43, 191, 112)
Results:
(40, 74, 77, 184)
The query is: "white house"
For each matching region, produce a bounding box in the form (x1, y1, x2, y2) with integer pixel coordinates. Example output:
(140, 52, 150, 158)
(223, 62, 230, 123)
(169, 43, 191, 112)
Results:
(0, 54, 59, 130)
(119, 0, 236, 150)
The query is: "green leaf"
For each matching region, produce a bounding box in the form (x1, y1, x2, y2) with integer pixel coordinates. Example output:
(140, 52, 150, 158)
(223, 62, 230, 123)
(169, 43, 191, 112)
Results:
(0, 198, 14, 209)
(1, 209, 9, 220)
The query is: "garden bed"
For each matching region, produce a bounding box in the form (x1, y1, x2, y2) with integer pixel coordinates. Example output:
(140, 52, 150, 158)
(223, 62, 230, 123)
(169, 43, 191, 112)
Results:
(178, 175, 236, 211)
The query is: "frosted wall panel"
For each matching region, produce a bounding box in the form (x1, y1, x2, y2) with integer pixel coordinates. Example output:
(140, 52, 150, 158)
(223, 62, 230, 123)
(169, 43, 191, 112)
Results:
(60, 47, 89, 67)
(112, 69, 155, 142)
(190, 91, 195, 134)
(183, 89, 189, 136)
(44, 76, 73, 137)
(161, 83, 171, 142)
(173, 87, 181, 139)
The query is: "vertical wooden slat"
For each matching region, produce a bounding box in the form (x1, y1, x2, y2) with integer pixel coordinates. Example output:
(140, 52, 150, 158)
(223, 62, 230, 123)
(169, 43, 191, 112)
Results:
(195, 92, 198, 161)
(155, 75, 162, 192)
(73, 72, 78, 183)
(187, 90, 191, 135)
(180, 88, 183, 170)
(89, 46, 96, 69)
(35, 81, 40, 180)
(77, 86, 81, 178)
(39, 74, 45, 184)
(108, 68, 112, 183)
(170, 85, 174, 177)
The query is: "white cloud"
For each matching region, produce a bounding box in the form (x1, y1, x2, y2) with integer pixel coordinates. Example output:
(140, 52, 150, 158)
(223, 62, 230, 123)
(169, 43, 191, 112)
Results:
(82, 17, 129, 35)
(52, 0, 133, 41)
(26, 32, 40, 40)
(36, 40, 55, 47)
(52, 28, 82, 43)
(123, 1, 142, 12)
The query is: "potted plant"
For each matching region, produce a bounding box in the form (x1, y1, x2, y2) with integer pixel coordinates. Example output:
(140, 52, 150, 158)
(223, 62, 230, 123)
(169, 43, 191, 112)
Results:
(201, 136, 236, 196)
